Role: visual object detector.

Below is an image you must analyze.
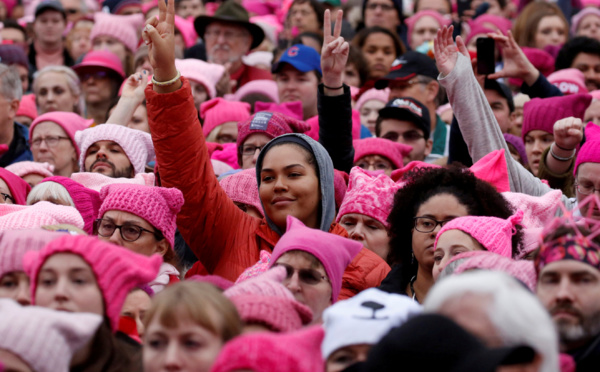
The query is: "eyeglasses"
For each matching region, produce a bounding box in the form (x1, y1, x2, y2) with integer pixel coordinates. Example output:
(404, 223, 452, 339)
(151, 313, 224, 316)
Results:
(0, 193, 14, 204)
(80, 70, 108, 82)
(65, 8, 80, 14)
(381, 130, 425, 143)
(389, 78, 428, 90)
(241, 144, 266, 156)
(365, 2, 395, 11)
(413, 217, 453, 233)
(94, 218, 162, 242)
(274, 263, 328, 285)
(31, 136, 70, 148)
(204, 28, 248, 40)
(355, 160, 393, 171)
(575, 183, 600, 195)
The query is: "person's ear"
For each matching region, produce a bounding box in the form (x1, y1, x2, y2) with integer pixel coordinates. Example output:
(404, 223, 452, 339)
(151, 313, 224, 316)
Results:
(424, 138, 433, 156)
(425, 81, 439, 104)
(155, 238, 170, 257)
(8, 99, 19, 119)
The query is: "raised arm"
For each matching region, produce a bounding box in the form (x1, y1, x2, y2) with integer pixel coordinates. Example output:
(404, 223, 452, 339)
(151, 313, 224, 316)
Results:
(106, 71, 148, 125)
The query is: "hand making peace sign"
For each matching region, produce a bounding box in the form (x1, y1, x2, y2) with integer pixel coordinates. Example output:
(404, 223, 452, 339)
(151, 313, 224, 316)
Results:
(321, 9, 349, 91)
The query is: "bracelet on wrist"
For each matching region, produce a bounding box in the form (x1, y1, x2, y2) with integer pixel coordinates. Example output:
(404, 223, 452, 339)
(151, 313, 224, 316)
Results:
(550, 143, 576, 162)
(554, 142, 575, 152)
(152, 70, 181, 87)
(323, 83, 344, 90)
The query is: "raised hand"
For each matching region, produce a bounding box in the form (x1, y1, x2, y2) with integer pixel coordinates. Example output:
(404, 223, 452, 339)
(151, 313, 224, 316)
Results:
(486, 31, 539, 86)
(321, 9, 349, 91)
(433, 25, 468, 77)
(121, 71, 150, 102)
(141, 0, 177, 84)
(554, 117, 583, 151)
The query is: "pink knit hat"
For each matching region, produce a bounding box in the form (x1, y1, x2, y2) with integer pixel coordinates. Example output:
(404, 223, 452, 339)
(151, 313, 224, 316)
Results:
(210, 326, 325, 372)
(16, 94, 37, 121)
(24, 234, 162, 331)
(219, 168, 263, 217)
(509, 48, 555, 88)
(90, 12, 143, 53)
(0, 299, 103, 372)
(337, 167, 402, 228)
(305, 110, 363, 141)
(522, 94, 592, 140)
(0, 167, 31, 205)
(224, 266, 313, 332)
(98, 184, 184, 248)
(0, 229, 66, 279)
(236, 110, 310, 147)
(269, 215, 363, 303)
(464, 24, 495, 46)
(75, 123, 155, 175)
(470, 14, 512, 35)
(235, 250, 272, 283)
(211, 159, 233, 176)
(211, 142, 239, 169)
(355, 88, 389, 112)
(353, 138, 412, 169)
(548, 68, 588, 95)
(39, 176, 101, 235)
(175, 58, 225, 99)
(200, 98, 251, 137)
(516, 227, 543, 260)
(571, 7, 600, 35)
(502, 190, 562, 229)
(173, 15, 198, 48)
(406, 10, 451, 46)
(434, 210, 524, 258)
(224, 79, 279, 103)
(575, 122, 600, 176)
(30, 112, 92, 157)
(72, 50, 126, 80)
(6, 161, 54, 178)
(334, 169, 348, 210)
(0, 202, 84, 231)
(70, 172, 155, 192)
(254, 101, 304, 120)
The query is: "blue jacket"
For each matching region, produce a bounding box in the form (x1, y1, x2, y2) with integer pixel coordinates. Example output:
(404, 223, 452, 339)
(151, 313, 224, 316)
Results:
(0, 122, 33, 167)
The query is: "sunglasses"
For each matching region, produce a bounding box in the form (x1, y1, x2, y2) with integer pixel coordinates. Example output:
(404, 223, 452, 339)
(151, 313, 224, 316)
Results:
(274, 263, 328, 285)
(381, 130, 425, 142)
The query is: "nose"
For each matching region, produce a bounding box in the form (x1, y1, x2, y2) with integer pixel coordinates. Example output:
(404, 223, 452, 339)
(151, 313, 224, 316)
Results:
(136, 317, 145, 339)
(95, 147, 108, 159)
(532, 140, 544, 154)
(16, 280, 31, 306)
(273, 175, 288, 192)
(107, 227, 123, 245)
(554, 278, 576, 302)
(252, 149, 261, 166)
(349, 225, 366, 242)
(53, 277, 70, 302)
(285, 271, 302, 293)
(163, 342, 183, 370)
(216, 32, 227, 43)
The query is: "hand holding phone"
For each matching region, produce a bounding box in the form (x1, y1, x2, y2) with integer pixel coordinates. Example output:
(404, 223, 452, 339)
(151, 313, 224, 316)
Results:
(476, 37, 495, 75)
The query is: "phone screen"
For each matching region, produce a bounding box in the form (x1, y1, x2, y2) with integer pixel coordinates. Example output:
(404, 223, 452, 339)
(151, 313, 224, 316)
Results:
(476, 37, 495, 75)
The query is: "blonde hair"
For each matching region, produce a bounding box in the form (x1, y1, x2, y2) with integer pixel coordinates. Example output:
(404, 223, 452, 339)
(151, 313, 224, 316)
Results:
(27, 182, 75, 207)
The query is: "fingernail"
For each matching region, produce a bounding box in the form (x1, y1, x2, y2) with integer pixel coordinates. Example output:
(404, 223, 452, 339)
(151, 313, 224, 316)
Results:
(145, 24, 152, 31)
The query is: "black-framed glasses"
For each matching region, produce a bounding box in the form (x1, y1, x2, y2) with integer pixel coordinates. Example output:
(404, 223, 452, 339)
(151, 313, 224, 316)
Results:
(381, 130, 425, 143)
(241, 144, 266, 156)
(575, 183, 600, 195)
(81, 70, 108, 82)
(0, 193, 14, 204)
(31, 136, 70, 148)
(413, 217, 453, 233)
(274, 263, 328, 285)
(94, 218, 162, 242)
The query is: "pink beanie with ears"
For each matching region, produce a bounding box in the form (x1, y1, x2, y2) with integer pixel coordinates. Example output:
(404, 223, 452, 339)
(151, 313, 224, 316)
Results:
(200, 98, 251, 138)
(406, 10, 451, 45)
(98, 184, 184, 249)
(175, 58, 225, 99)
(5, 161, 54, 179)
(90, 12, 143, 53)
(0, 229, 66, 279)
(334, 169, 349, 210)
(23, 235, 162, 331)
(337, 167, 402, 228)
(470, 14, 512, 35)
(39, 176, 101, 235)
(355, 88, 389, 112)
(353, 138, 412, 169)
(173, 15, 198, 48)
(305, 110, 363, 141)
(522, 93, 592, 140)
(0, 202, 84, 231)
(30, 112, 91, 157)
(502, 190, 562, 229)
(236, 110, 310, 147)
(574, 122, 600, 176)
(254, 101, 304, 120)
(16, 94, 37, 121)
(219, 168, 263, 217)
(548, 68, 588, 95)
(210, 325, 325, 372)
(434, 210, 524, 258)
(516, 227, 543, 260)
(224, 79, 280, 103)
(269, 216, 363, 303)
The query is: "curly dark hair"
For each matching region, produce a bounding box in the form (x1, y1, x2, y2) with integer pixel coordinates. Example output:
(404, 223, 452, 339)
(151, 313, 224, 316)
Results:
(387, 164, 523, 288)
(555, 37, 600, 71)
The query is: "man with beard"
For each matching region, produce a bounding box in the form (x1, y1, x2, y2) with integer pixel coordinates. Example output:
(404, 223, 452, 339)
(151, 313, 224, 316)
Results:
(193, 0, 272, 93)
(535, 217, 600, 372)
(75, 124, 155, 178)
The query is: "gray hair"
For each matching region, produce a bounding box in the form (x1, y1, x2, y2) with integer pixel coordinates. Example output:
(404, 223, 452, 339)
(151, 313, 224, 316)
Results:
(32, 66, 84, 114)
(424, 271, 560, 372)
(27, 182, 75, 207)
(0, 63, 23, 101)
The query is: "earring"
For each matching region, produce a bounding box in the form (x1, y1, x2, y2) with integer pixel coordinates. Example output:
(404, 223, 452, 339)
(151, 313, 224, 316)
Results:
(411, 251, 415, 265)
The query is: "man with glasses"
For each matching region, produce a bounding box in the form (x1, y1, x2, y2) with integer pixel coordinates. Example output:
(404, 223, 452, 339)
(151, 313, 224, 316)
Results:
(193, 0, 271, 93)
(376, 97, 433, 163)
(29, 1, 73, 75)
(375, 51, 448, 161)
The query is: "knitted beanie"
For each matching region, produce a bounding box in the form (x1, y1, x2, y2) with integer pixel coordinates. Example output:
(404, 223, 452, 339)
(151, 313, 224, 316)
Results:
(236, 110, 310, 147)
(30, 112, 92, 157)
(71, 172, 155, 192)
(503, 133, 528, 165)
(224, 266, 313, 332)
(224, 79, 280, 103)
(211, 159, 233, 176)
(254, 101, 304, 120)
(355, 88, 389, 113)
(235, 250, 272, 284)
(321, 288, 422, 360)
(333, 169, 348, 210)
(211, 143, 239, 170)
(269, 215, 363, 303)
(0, 44, 28, 69)
(74, 123, 155, 175)
(98, 184, 184, 248)
(337, 167, 402, 228)
(0, 229, 66, 279)
(406, 10, 451, 46)
(509, 48, 555, 88)
(571, 7, 600, 35)
(575, 122, 600, 176)
(16, 94, 38, 121)
(39, 177, 101, 235)
(353, 138, 412, 169)
(175, 58, 225, 99)
(0, 167, 31, 205)
(219, 168, 263, 217)
(0, 299, 103, 372)
(210, 326, 325, 372)
(548, 68, 588, 95)
(516, 227, 543, 260)
(521, 94, 592, 140)
(23, 234, 162, 331)
(434, 210, 524, 258)
(173, 15, 198, 48)
(6, 161, 54, 178)
(502, 190, 562, 229)
(0, 202, 84, 231)
(200, 98, 251, 138)
(90, 12, 143, 53)
(304, 110, 363, 141)
(470, 14, 512, 35)
(464, 24, 494, 46)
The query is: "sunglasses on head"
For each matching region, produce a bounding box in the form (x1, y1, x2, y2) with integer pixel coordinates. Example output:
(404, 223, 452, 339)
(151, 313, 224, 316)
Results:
(274, 263, 328, 285)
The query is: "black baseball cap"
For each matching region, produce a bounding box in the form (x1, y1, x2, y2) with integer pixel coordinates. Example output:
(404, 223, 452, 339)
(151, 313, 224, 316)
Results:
(375, 51, 439, 89)
(35, 0, 66, 18)
(484, 78, 515, 112)
(378, 97, 431, 139)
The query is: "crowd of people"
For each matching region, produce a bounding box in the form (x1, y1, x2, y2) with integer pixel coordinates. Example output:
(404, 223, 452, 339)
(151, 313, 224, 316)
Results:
(0, 0, 600, 369)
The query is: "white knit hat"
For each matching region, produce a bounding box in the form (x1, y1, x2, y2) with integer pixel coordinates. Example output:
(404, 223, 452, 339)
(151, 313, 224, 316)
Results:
(0, 299, 102, 372)
(74, 124, 155, 175)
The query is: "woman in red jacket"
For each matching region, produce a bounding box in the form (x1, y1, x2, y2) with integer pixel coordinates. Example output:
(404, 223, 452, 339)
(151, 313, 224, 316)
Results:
(141, 1, 390, 299)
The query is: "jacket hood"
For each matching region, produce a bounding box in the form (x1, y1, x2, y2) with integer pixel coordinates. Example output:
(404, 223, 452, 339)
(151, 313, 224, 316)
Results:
(255, 133, 335, 235)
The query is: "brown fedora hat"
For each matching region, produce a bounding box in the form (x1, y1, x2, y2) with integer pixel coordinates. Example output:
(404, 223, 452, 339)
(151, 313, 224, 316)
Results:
(194, 0, 265, 50)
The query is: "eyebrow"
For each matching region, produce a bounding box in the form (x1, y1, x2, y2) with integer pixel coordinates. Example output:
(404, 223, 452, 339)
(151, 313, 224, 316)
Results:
(261, 164, 306, 173)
